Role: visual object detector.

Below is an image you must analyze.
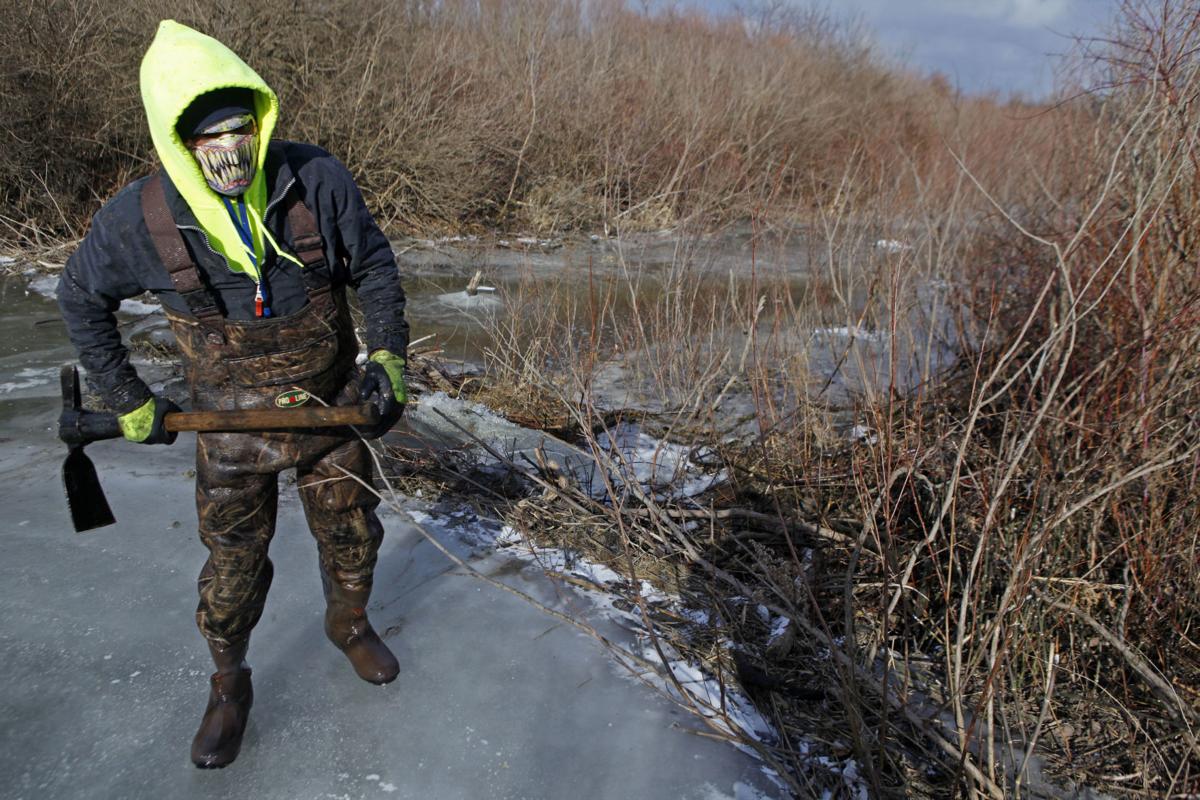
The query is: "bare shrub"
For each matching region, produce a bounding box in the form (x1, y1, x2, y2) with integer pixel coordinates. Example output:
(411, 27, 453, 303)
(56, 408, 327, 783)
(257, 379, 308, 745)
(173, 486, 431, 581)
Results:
(4, 0, 972, 247)
(405, 4, 1200, 797)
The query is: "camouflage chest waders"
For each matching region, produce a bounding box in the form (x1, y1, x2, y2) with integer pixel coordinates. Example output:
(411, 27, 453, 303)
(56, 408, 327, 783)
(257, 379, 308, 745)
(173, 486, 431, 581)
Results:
(141, 175, 386, 653)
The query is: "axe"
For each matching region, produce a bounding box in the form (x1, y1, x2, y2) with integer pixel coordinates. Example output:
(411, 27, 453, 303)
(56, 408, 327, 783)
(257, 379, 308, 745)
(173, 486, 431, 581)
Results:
(58, 366, 380, 532)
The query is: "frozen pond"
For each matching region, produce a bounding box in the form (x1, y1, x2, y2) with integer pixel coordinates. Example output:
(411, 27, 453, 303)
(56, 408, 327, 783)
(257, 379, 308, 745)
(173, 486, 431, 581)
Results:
(396, 232, 962, 408)
(0, 272, 780, 800)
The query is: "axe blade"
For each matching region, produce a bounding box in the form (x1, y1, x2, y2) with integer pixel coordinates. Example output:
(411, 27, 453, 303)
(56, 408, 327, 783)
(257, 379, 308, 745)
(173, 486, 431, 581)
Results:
(63, 446, 116, 532)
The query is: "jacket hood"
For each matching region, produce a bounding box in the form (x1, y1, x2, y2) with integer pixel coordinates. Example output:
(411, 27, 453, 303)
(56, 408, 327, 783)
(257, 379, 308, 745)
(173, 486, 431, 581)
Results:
(140, 20, 279, 278)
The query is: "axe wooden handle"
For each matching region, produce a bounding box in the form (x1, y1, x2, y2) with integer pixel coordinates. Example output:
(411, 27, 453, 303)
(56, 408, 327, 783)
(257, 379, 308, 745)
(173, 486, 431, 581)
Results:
(163, 404, 380, 432)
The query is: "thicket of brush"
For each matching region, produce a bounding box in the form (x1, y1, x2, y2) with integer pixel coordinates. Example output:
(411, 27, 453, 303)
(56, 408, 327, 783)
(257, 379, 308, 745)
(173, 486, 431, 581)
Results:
(2, 0, 1005, 248)
(392, 3, 1198, 798)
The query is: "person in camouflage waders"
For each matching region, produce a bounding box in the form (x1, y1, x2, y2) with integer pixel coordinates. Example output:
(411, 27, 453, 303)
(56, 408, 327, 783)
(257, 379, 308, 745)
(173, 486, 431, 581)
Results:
(56, 20, 410, 768)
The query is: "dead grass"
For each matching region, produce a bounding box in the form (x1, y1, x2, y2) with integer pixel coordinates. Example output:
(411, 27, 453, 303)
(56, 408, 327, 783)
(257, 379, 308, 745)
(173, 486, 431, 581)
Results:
(2, 0, 1028, 246)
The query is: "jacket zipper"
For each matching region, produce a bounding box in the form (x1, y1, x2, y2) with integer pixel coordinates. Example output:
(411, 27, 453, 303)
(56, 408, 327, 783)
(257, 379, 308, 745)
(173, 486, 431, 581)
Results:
(177, 224, 220, 257)
(264, 178, 296, 218)
(174, 176, 296, 253)
(176, 177, 298, 317)
(180, 223, 269, 317)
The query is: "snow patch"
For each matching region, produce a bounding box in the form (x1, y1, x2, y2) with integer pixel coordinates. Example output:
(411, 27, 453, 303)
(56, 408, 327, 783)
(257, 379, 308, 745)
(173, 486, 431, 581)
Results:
(766, 616, 790, 646)
(117, 297, 161, 316)
(436, 291, 503, 312)
(0, 368, 54, 393)
(417, 391, 512, 430)
(0, 380, 50, 394)
(25, 275, 57, 299)
(848, 425, 879, 445)
(812, 325, 886, 343)
(594, 422, 727, 501)
(638, 645, 775, 743)
(494, 525, 522, 545)
(26, 273, 160, 315)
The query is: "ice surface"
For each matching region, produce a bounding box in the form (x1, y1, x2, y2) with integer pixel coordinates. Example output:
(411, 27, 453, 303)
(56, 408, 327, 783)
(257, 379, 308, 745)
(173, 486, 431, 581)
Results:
(402, 506, 790, 763)
(408, 394, 730, 510)
(407, 391, 587, 476)
(806, 281, 968, 406)
(0, 424, 781, 800)
(0, 366, 54, 395)
(23, 274, 57, 298)
(0, 280, 780, 800)
(811, 325, 886, 342)
(116, 297, 163, 316)
(26, 272, 162, 316)
(434, 291, 503, 312)
(593, 422, 727, 501)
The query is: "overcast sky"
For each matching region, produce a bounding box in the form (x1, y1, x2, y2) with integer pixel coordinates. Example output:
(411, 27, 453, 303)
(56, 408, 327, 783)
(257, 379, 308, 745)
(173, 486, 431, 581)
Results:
(700, 0, 1118, 98)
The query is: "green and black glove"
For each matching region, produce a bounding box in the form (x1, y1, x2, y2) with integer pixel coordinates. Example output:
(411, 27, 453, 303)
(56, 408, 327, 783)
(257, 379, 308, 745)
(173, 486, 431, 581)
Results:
(358, 349, 406, 439)
(117, 395, 181, 445)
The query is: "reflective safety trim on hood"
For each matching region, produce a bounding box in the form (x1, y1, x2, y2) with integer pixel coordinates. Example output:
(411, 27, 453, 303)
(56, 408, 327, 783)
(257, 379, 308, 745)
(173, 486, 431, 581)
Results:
(139, 20, 280, 280)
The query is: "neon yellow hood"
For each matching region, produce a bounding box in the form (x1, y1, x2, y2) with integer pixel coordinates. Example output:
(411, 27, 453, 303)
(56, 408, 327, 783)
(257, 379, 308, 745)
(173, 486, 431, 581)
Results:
(140, 20, 278, 279)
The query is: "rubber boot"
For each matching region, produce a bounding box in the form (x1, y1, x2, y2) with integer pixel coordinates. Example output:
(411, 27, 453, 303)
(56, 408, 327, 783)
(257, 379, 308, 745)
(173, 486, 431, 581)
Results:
(324, 583, 399, 685)
(190, 639, 253, 768)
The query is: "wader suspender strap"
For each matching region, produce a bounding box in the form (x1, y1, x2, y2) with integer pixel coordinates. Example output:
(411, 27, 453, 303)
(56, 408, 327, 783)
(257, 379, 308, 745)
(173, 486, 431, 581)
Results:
(140, 174, 225, 339)
(284, 186, 332, 296)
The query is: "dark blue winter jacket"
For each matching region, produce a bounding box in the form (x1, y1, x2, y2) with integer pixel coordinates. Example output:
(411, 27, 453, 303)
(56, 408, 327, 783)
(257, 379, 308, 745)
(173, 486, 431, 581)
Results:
(57, 141, 408, 413)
